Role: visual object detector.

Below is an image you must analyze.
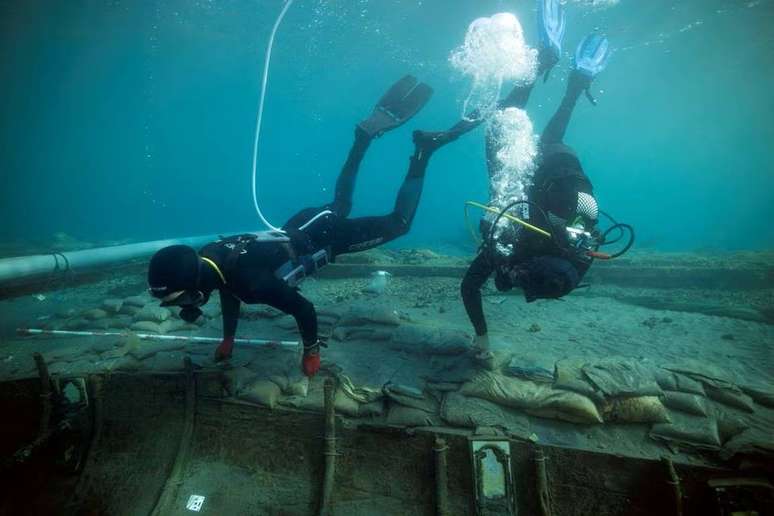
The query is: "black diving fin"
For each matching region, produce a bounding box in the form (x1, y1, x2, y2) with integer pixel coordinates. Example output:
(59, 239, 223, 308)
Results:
(358, 75, 433, 138)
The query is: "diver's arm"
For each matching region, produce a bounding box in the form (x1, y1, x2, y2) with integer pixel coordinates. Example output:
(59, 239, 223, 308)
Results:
(461, 252, 495, 337)
(266, 285, 318, 346)
(219, 290, 241, 340)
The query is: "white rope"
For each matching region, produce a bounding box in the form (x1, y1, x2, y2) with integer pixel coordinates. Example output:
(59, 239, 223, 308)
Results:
(251, 0, 295, 232)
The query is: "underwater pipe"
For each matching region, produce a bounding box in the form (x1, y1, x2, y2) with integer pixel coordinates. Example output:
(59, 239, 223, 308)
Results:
(0, 232, 246, 298)
(318, 377, 337, 516)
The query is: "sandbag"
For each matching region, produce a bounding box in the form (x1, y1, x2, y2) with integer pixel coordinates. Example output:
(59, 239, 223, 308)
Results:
(64, 319, 90, 331)
(334, 390, 361, 417)
(662, 391, 707, 417)
(505, 354, 554, 383)
(654, 369, 678, 391)
(108, 316, 132, 329)
(525, 390, 604, 424)
(461, 371, 602, 424)
(441, 392, 516, 430)
(390, 325, 469, 356)
(602, 396, 670, 424)
(146, 351, 187, 371)
(650, 414, 721, 451)
(740, 385, 774, 408)
(720, 428, 774, 460)
(715, 411, 750, 444)
(119, 304, 142, 317)
(223, 367, 258, 396)
(673, 373, 706, 396)
(359, 400, 385, 417)
(704, 384, 754, 413)
(123, 295, 147, 307)
(582, 358, 661, 397)
(239, 379, 282, 408)
(553, 358, 603, 402)
(338, 306, 401, 327)
(130, 321, 164, 334)
(384, 385, 438, 413)
(82, 308, 109, 321)
(134, 305, 171, 323)
(286, 376, 309, 397)
(101, 298, 123, 314)
(386, 405, 439, 427)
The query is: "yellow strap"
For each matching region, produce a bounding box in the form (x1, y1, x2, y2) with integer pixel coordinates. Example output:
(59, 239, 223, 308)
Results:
(200, 256, 227, 285)
(465, 200, 552, 238)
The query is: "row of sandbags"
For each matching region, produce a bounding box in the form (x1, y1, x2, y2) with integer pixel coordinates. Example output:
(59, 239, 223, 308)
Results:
(223, 354, 774, 461)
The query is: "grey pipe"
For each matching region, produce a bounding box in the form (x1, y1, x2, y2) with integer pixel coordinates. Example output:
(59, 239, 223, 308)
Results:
(0, 232, 242, 292)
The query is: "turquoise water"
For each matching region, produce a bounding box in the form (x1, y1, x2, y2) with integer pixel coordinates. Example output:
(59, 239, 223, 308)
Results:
(1, 0, 772, 252)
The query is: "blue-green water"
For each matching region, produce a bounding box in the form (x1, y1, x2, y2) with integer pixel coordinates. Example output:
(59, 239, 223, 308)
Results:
(1, 0, 772, 252)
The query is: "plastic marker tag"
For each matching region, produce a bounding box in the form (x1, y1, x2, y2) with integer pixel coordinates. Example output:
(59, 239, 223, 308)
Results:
(186, 495, 205, 512)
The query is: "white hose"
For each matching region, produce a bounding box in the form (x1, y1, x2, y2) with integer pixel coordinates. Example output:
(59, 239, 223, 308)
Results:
(251, 0, 295, 232)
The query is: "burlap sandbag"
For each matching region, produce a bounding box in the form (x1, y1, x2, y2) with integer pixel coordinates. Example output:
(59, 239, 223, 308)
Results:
(582, 358, 661, 397)
(554, 358, 603, 403)
(386, 405, 439, 427)
(704, 384, 754, 413)
(741, 385, 774, 408)
(720, 428, 774, 460)
(461, 371, 602, 424)
(662, 391, 707, 417)
(650, 413, 721, 451)
(239, 379, 282, 409)
(334, 390, 361, 417)
(602, 396, 670, 424)
(223, 367, 257, 396)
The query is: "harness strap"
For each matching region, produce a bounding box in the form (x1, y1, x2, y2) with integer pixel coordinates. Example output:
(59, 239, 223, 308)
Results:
(200, 257, 227, 285)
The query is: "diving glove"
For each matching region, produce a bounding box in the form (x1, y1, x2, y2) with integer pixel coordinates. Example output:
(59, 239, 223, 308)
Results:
(214, 336, 235, 362)
(302, 339, 327, 377)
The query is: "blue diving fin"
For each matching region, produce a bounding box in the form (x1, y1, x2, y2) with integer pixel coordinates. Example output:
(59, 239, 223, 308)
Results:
(573, 33, 611, 105)
(537, 0, 566, 81)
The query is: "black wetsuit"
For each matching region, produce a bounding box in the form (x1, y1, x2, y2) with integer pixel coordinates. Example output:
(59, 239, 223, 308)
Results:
(458, 73, 598, 337)
(197, 129, 435, 345)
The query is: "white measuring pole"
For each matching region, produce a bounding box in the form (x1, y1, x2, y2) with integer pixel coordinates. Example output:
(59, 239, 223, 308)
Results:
(17, 328, 298, 347)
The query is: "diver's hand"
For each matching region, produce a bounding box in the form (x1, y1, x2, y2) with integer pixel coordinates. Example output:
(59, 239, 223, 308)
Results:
(214, 336, 235, 362)
(301, 339, 327, 377)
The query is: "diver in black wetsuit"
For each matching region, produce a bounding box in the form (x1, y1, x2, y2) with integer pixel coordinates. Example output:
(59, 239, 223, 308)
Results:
(146, 75, 452, 377)
(418, 2, 613, 362)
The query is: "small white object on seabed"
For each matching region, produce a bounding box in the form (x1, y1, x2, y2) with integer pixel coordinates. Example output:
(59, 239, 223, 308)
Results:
(186, 495, 205, 512)
(364, 270, 392, 295)
(33, 294, 46, 301)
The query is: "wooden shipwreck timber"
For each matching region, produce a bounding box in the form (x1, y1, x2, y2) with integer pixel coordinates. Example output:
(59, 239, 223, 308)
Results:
(1, 358, 772, 516)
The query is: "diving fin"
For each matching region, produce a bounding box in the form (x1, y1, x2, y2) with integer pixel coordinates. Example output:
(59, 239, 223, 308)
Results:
(537, 0, 566, 81)
(574, 33, 610, 79)
(573, 33, 611, 105)
(358, 75, 434, 138)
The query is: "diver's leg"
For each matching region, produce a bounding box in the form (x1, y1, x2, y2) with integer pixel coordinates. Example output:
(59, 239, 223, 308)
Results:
(328, 134, 448, 256)
(542, 34, 611, 145)
(329, 127, 371, 218)
(461, 252, 495, 338)
(539, 71, 587, 145)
